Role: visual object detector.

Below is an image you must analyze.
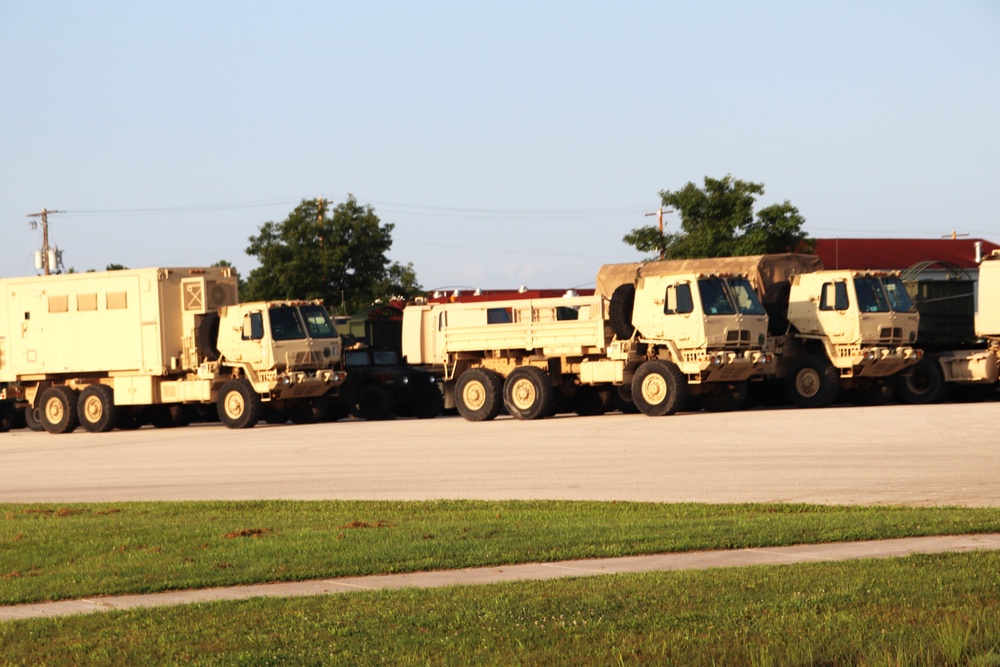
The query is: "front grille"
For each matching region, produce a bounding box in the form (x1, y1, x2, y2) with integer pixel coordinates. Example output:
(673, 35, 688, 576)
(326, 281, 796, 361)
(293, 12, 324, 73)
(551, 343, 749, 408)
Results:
(725, 330, 751, 345)
(879, 327, 903, 343)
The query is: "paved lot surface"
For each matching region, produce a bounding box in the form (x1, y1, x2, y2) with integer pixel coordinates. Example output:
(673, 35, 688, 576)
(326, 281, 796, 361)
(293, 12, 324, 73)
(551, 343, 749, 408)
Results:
(2, 402, 999, 506)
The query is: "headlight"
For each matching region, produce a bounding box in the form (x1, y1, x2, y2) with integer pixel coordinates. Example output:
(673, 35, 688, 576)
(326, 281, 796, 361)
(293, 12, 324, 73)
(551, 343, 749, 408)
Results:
(279, 375, 292, 387)
(710, 354, 723, 367)
(402, 376, 409, 385)
(863, 351, 877, 362)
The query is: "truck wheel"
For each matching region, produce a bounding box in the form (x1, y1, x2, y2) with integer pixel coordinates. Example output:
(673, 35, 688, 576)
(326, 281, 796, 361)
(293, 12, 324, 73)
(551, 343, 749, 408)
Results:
(0, 403, 13, 432)
(78, 385, 117, 433)
(196, 311, 221, 362)
(217, 379, 262, 429)
(455, 368, 504, 421)
(503, 366, 553, 420)
(785, 355, 839, 408)
(609, 284, 636, 340)
(571, 385, 610, 417)
(897, 356, 946, 404)
(611, 384, 640, 414)
(24, 406, 45, 432)
(851, 377, 897, 406)
(292, 395, 330, 424)
(354, 385, 394, 421)
(413, 387, 443, 419)
(631, 360, 687, 416)
(40, 386, 80, 434)
(700, 380, 748, 412)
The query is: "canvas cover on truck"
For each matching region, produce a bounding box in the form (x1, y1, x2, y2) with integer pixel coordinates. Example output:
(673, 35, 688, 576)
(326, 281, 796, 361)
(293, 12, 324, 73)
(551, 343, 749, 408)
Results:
(596, 254, 825, 297)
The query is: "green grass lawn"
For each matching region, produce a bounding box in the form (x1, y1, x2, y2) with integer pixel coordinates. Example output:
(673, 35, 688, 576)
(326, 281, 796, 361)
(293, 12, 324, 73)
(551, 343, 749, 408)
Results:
(2, 551, 1000, 665)
(3, 500, 1000, 606)
(4, 501, 1000, 665)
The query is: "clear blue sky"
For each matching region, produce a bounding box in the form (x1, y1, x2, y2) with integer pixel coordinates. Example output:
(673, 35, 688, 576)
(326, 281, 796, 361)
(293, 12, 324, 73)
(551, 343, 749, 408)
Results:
(2, 1, 998, 291)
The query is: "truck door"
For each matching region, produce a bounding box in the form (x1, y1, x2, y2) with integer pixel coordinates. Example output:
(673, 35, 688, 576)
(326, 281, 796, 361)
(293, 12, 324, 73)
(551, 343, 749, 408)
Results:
(815, 279, 857, 345)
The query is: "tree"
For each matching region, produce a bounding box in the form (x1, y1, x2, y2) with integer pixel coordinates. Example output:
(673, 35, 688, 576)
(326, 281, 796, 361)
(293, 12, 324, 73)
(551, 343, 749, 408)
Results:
(242, 196, 422, 313)
(623, 175, 813, 259)
(105, 263, 129, 271)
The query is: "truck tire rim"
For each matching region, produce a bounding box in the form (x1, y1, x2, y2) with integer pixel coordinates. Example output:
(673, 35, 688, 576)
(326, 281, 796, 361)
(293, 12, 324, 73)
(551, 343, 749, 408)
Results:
(795, 368, 821, 398)
(45, 398, 65, 423)
(462, 381, 486, 411)
(510, 378, 536, 411)
(82, 396, 103, 422)
(640, 374, 667, 405)
(224, 392, 246, 419)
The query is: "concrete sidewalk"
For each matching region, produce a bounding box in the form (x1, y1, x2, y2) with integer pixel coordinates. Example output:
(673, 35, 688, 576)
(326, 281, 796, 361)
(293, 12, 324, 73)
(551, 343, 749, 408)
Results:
(4, 533, 1000, 622)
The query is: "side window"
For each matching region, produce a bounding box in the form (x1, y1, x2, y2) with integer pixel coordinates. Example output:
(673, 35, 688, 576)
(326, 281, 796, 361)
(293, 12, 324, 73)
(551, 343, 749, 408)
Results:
(820, 282, 849, 311)
(664, 284, 694, 315)
(242, 312, 264, 340)
(487, 308, 512, 324)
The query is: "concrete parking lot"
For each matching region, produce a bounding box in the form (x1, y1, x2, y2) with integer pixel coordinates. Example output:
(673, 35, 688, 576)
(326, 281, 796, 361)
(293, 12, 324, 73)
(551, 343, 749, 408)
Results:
(2, 402, 999, 506)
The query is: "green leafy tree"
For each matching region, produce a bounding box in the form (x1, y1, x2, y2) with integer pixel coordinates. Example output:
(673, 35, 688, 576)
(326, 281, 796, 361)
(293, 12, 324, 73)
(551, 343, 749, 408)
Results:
(105, 263, 129, 271)
(623, 175, 813, 259)
(242, 196, 422, 313)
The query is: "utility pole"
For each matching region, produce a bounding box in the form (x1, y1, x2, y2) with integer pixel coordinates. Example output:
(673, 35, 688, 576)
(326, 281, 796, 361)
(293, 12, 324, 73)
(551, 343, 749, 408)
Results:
(644, 207, 673, 259)
(27, 208, 64, 275)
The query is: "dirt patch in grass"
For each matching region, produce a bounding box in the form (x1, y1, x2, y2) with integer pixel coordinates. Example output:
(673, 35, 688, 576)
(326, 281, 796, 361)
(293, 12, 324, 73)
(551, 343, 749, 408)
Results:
(224, 528, 272, 539)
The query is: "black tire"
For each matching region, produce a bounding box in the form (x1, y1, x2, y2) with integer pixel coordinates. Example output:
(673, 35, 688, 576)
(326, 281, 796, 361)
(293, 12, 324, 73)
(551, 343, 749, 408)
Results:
(353, 385, 394, 421)
(217, 379, 262, 429)
(762, 281, 791, 336)
(40, 385, 79, 434)
(196, 311, 221, 362)
(25, 405, 44, 432)
(897, 355, 946, 405)
(412, 387, 444, 419)
(115, 408, 146, 431)
(77, 385, 117, 433)
(611, 384, 640, 414)
(454, 368, 504, 422)
(631, 360, 687, 416)
(292, 395, 330, 424)
(503, 366, 553, 420)
(263, 407, 292, 425)
(851, 376, 897, 406)
(571, 385, 610, 417)
(0, 403, 13, 432)
(609, 284, 636, 340)
(785, 355, 839, 408)
(700, 380, 748, 412)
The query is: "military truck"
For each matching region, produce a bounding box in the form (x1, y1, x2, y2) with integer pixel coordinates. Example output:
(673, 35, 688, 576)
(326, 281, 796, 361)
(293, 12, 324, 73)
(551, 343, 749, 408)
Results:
(330, 345, 442, 421)
(402, 269, 771, 420)
(897, 251, 1000, 403)
(0, 267, 346, 433)
(598, 255, 922, 408)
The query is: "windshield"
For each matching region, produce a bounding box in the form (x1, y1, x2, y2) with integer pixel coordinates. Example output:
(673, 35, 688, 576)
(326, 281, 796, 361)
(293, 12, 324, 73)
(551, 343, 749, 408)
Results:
(882, 277, 916, 313)
(854, 277, 891, 313)
(372, 350, 399, 365)
(698, 278, 737, 315)
(268, 306, 307, 341)
(726, 277, 766, 315)
(299, 305, 339, 338)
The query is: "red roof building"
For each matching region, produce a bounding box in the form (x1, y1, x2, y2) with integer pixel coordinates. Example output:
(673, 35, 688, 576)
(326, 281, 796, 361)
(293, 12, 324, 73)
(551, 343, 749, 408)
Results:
(813, 238, 1000, 272)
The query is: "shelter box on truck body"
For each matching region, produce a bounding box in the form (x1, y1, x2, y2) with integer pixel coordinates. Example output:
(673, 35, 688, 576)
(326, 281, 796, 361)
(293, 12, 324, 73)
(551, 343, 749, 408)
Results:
(0, 267, 346, 433)
(0, 268, 238, 393)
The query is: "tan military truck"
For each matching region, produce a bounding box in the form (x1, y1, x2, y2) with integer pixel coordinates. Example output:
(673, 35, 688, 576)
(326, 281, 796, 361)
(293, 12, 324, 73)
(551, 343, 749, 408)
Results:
(898, 250, 1000, 403)
(599, 255, 922, 408)
(0, 267, 346, 433)
(402, 270, 770, 420)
